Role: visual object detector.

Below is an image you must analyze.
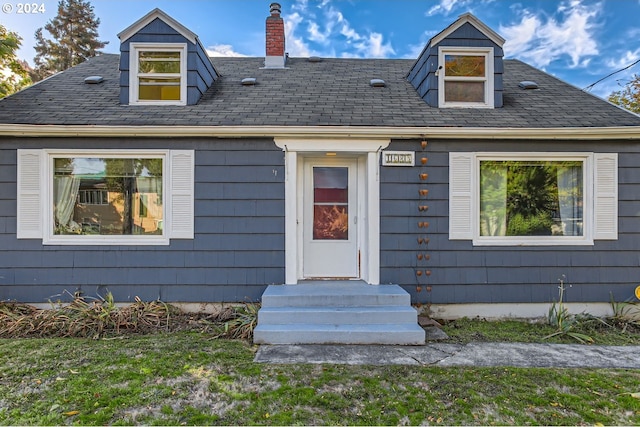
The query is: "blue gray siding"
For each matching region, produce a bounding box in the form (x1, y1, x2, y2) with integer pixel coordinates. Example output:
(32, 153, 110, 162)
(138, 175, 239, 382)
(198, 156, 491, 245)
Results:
(119, 18, 218, 105)
(380, 139, 640, 305)
(0, 138, 283, 303)
(408, 22, 504, 108)
(2, 137, 639, 306)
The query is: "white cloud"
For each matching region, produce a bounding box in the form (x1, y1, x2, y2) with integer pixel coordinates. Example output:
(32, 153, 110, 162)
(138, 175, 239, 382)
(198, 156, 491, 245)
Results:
(627, 28, 640, 39)
(427, 0, 467, 16)
(282, 1, 395, 58)
(500, 13, 540, 56)
(356, 32, 395, 58)
(590, 47, 640, 96)
(206, 44, 247, 57)
(426, 0, 496, 16)
(284, 12, 313, 57)
(328, 9, 362, 42)
(500, 1, 600, 68)
(405, 30, 439, 59)
(291, 0, 309, 12)
(606, 47, 640, 70)
(307, 21, 326, 43)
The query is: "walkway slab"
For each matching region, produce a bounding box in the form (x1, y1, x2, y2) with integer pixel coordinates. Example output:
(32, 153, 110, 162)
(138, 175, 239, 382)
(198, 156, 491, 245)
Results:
(255, 343, 640, 368)
(436, 342, 640, 368)
(255, 344, 461, 365)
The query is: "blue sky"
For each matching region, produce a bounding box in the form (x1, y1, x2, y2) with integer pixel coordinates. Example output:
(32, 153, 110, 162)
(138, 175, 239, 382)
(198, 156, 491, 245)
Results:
(2, 0, 640, 98)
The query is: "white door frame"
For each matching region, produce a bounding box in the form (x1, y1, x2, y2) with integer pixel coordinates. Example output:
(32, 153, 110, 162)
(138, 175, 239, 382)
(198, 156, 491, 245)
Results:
(274, 138, 390, 284)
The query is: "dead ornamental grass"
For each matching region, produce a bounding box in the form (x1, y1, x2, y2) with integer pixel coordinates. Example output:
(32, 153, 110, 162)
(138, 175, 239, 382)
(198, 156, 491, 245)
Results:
(0, 294, 259, 340)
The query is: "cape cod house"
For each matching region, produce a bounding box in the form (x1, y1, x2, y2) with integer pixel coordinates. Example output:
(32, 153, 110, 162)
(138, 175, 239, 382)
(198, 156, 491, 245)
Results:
(1, 4, 640, 344)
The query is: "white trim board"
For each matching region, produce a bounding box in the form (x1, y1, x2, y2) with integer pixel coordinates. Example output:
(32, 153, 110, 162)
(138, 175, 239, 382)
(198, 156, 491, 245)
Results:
(2, 124, 639, 139)
(438, 46, 494, 109)
(275, 138, 390, 285)
(129, 42, 188, 106)
(427, 303, 614, 320)
(430, 12, 505, 48)
(118, 8, 197, 44)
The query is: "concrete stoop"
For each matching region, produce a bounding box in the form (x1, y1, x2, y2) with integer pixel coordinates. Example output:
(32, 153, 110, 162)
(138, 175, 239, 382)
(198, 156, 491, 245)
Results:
(253, 281, 426, 345)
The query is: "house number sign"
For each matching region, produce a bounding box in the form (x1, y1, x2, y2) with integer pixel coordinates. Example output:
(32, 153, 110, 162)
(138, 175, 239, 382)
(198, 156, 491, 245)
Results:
(382, 151, 415, 166)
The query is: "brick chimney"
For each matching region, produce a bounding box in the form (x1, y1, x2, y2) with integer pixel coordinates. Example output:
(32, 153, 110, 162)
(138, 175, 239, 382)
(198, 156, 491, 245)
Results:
(265, 2, 286, 68)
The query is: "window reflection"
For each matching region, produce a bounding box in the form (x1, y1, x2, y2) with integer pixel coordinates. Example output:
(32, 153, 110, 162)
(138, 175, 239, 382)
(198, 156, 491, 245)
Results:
(53, 158, 163, 236)
(480, 161, 583, 237)
(313, 167, 348, 240)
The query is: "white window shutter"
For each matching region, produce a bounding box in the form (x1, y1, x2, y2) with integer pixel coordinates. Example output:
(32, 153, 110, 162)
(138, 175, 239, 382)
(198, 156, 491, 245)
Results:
(449, 153, 473, 240)
(593, 153, 618, 240)
(169, 150, 194, 239)
(17, 149, 43, 239)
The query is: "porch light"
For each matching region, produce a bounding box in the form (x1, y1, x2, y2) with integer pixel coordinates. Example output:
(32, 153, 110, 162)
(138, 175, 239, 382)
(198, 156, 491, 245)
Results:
(325, 152, 337, 156)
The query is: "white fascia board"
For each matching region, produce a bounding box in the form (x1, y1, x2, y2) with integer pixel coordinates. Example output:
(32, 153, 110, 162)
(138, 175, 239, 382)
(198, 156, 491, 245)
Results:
(1, 125, 640, 140)
(430, 12, 505, 48)
(274, 138, 390, 152)
(118, 8, 197, 44)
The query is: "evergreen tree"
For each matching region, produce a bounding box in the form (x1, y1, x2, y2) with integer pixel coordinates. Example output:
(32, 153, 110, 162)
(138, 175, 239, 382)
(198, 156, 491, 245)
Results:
(32, 0, 107, 81)
(0, 25, 31, 98)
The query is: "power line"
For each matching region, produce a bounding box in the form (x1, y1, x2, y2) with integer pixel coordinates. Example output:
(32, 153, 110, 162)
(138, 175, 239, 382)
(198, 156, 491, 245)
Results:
(583, 57, 640, 92)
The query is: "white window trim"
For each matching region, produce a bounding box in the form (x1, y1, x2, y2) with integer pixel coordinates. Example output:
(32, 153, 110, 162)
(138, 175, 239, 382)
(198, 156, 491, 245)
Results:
(438, 46, 494, 109)
(449, 152, 618, 246)
(129, 42, 187, 106)
(17, 149, 194, 246)
(44, 150, 169, 245)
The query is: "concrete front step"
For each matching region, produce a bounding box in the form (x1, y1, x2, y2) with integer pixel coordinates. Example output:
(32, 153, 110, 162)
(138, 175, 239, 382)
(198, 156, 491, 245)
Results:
(261, 282, 411, 308)
(258, 306, 419, 325)
(253, 323, 426, 345)
(255, 282, 426, 345)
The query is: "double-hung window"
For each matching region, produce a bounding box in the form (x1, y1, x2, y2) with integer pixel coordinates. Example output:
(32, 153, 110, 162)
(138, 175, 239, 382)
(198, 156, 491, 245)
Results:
(449, 152, 618, 245)
(130, 43, 187, 105)
(438, 47, 494, 108)
(17, 149, 194, 245)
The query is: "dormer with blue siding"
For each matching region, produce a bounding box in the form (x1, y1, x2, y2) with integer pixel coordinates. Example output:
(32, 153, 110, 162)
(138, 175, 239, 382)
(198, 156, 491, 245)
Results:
(118, 8, 218, 106)
(408, 13, 505, 108)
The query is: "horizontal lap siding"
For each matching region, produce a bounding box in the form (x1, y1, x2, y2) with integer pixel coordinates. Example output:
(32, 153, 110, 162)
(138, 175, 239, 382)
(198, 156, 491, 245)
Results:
(0, 138, 284, 303)
(380, 139, 640, 305)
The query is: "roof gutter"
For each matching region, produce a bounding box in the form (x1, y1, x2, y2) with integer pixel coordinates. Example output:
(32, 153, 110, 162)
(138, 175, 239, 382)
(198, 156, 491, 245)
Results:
(1, 124, 640, 140)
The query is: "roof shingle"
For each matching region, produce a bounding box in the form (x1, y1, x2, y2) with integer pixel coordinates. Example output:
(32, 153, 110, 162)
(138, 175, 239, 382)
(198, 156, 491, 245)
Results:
(1, 54, 639, 128)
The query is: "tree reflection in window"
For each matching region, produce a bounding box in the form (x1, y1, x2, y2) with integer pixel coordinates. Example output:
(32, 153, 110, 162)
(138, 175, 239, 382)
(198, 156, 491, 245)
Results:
(480, 161, 583, 237)
(53, 157, 163, 236)
(313, 167, 349, 240)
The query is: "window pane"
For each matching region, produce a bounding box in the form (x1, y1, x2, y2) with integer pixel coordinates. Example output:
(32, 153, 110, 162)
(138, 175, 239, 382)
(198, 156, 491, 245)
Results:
(138, 51, 181, 74)
(138, 78, 181, 100)
(53, 158, 163, 236)
(479, 161, 583, 237)
(445, 55, 486, 77)
(313, 167, 348, 240)
(445, 81, 485, 102)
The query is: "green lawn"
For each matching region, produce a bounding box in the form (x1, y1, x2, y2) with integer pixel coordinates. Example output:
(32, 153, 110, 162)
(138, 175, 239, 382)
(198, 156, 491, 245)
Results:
(1, 331, 639, 426)
(440, 317, 640, 345)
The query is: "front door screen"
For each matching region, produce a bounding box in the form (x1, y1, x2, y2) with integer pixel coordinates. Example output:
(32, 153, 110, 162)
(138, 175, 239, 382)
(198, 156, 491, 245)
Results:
(313, 167, 348, 240)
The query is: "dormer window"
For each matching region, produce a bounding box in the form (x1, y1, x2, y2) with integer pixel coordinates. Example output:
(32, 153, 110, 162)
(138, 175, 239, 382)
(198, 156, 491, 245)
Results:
(129, 43, 187, 105)
(438, 47, 494, 108)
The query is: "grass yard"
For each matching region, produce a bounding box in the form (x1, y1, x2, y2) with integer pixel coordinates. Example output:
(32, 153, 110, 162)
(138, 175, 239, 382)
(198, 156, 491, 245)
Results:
(440, 317, 640, 345)
(1, 297, 639, 425)
(1, 331, 640, 426)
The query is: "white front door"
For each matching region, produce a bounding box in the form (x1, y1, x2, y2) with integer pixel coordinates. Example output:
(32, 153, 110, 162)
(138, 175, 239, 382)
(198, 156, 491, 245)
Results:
(302, 158, 358, 278)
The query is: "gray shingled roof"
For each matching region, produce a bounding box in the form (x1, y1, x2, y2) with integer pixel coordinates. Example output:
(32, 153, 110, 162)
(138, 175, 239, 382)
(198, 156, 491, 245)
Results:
(1, 53, 639, 128)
